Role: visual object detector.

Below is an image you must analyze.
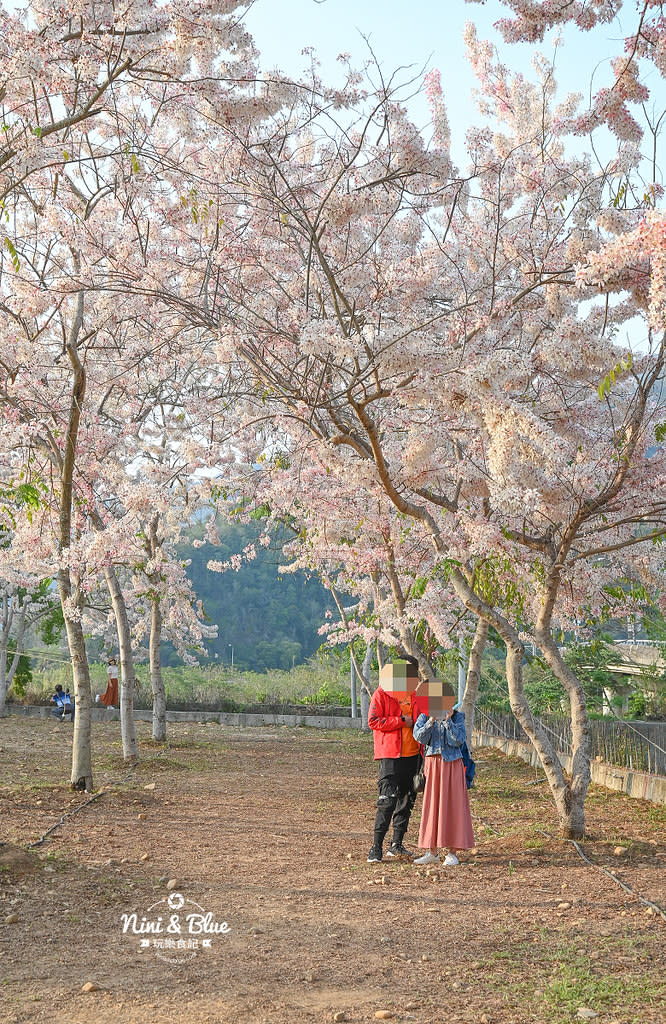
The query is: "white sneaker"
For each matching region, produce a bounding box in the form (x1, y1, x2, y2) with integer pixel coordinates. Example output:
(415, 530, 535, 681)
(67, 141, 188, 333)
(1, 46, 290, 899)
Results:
(95, 694, 100, 702)
(413, 852, 439, 865)
(443, 853, 460, 866)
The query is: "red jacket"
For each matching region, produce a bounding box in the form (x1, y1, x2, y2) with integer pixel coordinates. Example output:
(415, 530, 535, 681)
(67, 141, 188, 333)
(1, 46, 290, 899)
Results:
(368, 687, 428, 760)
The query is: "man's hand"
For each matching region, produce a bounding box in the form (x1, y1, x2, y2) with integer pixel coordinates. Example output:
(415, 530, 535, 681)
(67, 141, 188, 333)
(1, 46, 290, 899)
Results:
(402, 715, 414, 728)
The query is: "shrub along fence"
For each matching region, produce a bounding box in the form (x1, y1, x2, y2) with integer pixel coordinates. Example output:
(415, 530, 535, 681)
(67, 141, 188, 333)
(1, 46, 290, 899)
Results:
(478, 709, 666, 776)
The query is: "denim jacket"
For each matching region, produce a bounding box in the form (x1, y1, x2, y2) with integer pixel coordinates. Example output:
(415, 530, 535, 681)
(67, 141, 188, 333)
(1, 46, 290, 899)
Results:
(51, 689, 73, 710)
(412, 710, 467, 761)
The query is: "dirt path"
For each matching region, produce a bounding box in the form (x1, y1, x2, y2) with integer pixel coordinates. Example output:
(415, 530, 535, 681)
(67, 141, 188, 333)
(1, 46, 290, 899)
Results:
(1, 716, 664, 1024)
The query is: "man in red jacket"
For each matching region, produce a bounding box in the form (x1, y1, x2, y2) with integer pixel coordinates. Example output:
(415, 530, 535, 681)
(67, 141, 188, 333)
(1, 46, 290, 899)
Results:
(367, 660, 426, 863)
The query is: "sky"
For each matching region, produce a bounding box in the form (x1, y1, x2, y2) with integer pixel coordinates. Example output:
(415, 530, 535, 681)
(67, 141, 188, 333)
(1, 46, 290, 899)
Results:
(243, 0, 634, 162)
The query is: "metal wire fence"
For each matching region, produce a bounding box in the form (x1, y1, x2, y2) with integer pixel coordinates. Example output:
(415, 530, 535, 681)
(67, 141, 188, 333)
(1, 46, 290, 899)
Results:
(478, 710, 666, 776)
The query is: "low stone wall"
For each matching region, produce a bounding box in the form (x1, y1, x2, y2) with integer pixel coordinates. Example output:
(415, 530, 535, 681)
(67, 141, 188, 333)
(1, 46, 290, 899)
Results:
(5, 704, 362, 732)
(473, 729, 666, 806)
(6, 706, 664, 803)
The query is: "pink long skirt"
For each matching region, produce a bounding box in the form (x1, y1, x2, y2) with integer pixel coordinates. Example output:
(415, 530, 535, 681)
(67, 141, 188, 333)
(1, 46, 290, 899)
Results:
(418, 755, 475, 851)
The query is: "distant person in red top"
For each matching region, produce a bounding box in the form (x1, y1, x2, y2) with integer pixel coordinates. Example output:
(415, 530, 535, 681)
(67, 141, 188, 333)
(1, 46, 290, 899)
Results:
(366, 660, 426, 864)
(96, 657, 119, 709)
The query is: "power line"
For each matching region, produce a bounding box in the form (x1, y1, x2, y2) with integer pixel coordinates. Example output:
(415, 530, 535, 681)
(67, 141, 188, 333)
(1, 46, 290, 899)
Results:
(0, 643, 73, 665)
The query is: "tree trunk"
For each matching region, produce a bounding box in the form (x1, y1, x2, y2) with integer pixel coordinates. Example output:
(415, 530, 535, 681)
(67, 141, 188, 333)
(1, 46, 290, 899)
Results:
(347, 636, 373, 730)
(0, 605, 7, 717)
(504, 641, 583, 838)
(0, 597, 30, 717)
(103, 565, 139, 761)
(461, 617, 488, 743)
(8, 602, 27, 692)
(58, 284, 94, 790)
(535, 628, 591, 839)
(146, 514, 167, 742)
(450, 568, 585, 838)
(59, 570, 93, 790)
(360, 644, 373, 729)
(150, 595, 167, 742)
(0, 631, 27, 717)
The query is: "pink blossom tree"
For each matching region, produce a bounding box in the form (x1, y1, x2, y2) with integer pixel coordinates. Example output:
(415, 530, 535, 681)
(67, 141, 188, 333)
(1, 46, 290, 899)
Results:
(127, 490, 219, 742)
(0, 0, 286, 787)
(177, 44, 665, 836)
(468, 0, 665, 144)
(0, 0, 263, 201)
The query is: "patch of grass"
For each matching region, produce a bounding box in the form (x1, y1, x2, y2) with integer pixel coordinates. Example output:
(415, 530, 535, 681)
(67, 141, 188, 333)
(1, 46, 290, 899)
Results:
(489, 935, 666, 1024)
(646, 803, 666, 826)
(520, 822, 547, 840)
(38, 850, 71, 873)
(542, 961, 660, 1019)
(28, 780, 68, 793)
(165, 739, 215, 752)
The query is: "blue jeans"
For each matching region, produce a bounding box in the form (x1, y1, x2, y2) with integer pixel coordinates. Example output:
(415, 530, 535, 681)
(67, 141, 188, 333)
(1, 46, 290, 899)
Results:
(51, 705, 74, 723)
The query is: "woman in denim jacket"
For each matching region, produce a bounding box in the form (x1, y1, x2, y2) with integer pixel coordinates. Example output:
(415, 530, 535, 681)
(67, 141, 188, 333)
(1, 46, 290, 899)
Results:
(412, 706, 474, 866)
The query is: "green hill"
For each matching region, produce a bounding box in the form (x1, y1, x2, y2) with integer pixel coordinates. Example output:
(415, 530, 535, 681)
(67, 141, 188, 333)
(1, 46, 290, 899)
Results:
(181, 519, 334, 672)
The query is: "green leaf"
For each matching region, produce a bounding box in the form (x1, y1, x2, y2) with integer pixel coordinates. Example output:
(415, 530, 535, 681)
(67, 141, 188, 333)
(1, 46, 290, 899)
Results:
(250, 503, 271, 520)
(597, 354, 631, 401)
(3, 237, 20, 271)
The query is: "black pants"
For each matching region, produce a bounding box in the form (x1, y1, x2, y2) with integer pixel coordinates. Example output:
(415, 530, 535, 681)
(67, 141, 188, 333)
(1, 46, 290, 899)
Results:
(373, 755, 419, 847)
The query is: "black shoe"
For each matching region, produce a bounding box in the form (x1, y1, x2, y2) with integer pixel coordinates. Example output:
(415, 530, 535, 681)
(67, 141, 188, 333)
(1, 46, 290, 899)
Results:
(385, 842, 412, 860)
(367, 845, 383, 863)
